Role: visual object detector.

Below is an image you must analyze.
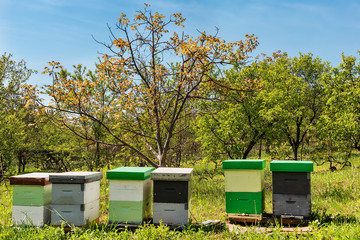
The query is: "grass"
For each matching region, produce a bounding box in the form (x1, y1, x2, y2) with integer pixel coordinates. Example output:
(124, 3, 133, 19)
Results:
(1, 159, 360, 239)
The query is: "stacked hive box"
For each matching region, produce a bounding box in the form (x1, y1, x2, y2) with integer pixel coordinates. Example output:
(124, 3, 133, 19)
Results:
(10, 173, 52, 226)
(222, 160, 266, 218)
(270, 160, 314, 219)
(151, 168, 193, 226)
(106, 167, 155, 225)
(49, 171, 102, 226)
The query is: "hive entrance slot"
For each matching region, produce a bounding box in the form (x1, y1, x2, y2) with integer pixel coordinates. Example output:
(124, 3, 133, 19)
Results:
(62, 211, 72, 214)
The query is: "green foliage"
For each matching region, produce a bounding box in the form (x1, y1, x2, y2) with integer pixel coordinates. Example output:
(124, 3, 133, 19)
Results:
(0, 53, 36, 176)
(316, 52, 360, 167)
(196, 52, 330, 161)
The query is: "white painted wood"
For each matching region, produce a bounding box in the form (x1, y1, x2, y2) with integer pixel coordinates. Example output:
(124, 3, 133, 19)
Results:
(12, 205, 51, 226)
(52, 181, 100, 205)
(109, 178, 152, 201)
(224, 169, 264, 192)
(151, 168, 193, 181)
(153, 202, 189, 225)
(51, 199, 100, 226)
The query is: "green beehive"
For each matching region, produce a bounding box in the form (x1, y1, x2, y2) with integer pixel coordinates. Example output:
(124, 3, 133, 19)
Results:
(225, 191, 264, 214)
(222, 160, 266, 217)
(106, 167, 155, 180)
(106, 167, 155, 225)
(10, 172, 52, 226)
(270, 160, 313, 172)
(13, 185, 52, 206)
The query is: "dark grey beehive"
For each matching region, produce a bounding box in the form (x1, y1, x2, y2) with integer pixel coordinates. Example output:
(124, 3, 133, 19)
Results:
(270, 161, 313, 219)
(151, 168, 193, 225)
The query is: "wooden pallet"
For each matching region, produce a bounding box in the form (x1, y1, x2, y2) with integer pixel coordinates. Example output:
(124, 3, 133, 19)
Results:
(226, 213, 262, 224)
(268, 215, 310, 226)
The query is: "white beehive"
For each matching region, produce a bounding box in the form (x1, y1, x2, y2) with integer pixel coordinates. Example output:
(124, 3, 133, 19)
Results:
(12, 205, 51, 227)
(106, 167, 155, 225)
(49, 171, 102, 226)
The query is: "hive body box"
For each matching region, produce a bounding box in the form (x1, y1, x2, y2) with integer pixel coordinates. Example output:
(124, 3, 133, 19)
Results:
(50, 171, 102, 226)
(270, 160, 313, 219)
(106, 167, 155, 225)
(10, 172, 52, 226)
(151, 167, 193, 225)
(222, 160, 266, 216)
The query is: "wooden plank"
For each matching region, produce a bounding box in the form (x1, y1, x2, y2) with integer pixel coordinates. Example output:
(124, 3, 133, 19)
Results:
(227, 223, 312, 234)
(226, 213, 262, 223)
(10, 173, 51, 186)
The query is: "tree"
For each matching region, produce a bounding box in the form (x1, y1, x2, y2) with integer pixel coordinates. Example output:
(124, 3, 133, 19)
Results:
(257, 53, 329, 160)
(26, 5, 259, 167)
(195, 65, 267, 161)
(196, 52, 330, 161)
(0, 53, 36, 177)
(317, 52, 360, 168)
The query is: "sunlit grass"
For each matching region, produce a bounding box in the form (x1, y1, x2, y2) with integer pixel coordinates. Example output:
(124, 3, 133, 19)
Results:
(1, 159, 360, 238)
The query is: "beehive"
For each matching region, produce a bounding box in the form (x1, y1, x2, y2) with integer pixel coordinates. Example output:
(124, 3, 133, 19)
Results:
(106, 167, 155, 225)
(49, 171, 102, 226)
(151, 167, 193, 225)
(10, 172, 52, 226)
(222, 160, 266, 216)
(270, 160, 313, 219)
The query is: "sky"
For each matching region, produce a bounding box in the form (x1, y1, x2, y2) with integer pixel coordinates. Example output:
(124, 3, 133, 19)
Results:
(1, 0, 360, 87)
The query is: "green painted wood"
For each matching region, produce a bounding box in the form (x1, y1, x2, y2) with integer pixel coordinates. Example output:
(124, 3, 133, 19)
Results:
(222, 160, 265, 170)
(270, 160, 314, 172)
(106, 167, 155, 180)
(108, 197, 152, 223)
(13, 185, 52, 206)
(225, 191, 264, 215)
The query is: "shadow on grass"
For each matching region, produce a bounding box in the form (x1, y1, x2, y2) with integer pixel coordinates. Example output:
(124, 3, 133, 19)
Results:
(312, 211, 359, 224)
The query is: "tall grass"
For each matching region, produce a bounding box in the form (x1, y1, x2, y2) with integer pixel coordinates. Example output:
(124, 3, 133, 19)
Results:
(1, 159, 360, 239)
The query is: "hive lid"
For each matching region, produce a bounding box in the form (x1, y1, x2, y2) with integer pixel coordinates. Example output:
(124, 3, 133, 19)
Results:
(49, 171, 103, 184)
(106, 167, 155, 180)
(10, 172, 51, 186)
(270, 160, 314, 172)
(150, 167, 193, 181)
(222, 159, 266, 170)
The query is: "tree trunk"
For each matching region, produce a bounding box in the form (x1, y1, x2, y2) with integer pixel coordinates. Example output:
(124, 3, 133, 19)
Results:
(258, 139, 262, 159)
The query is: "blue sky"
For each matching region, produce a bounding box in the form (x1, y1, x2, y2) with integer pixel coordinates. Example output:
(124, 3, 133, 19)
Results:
(1, 0, 360, 86)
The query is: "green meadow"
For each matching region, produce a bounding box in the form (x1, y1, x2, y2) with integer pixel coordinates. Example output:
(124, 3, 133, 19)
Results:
(1, 159, 360, 239)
